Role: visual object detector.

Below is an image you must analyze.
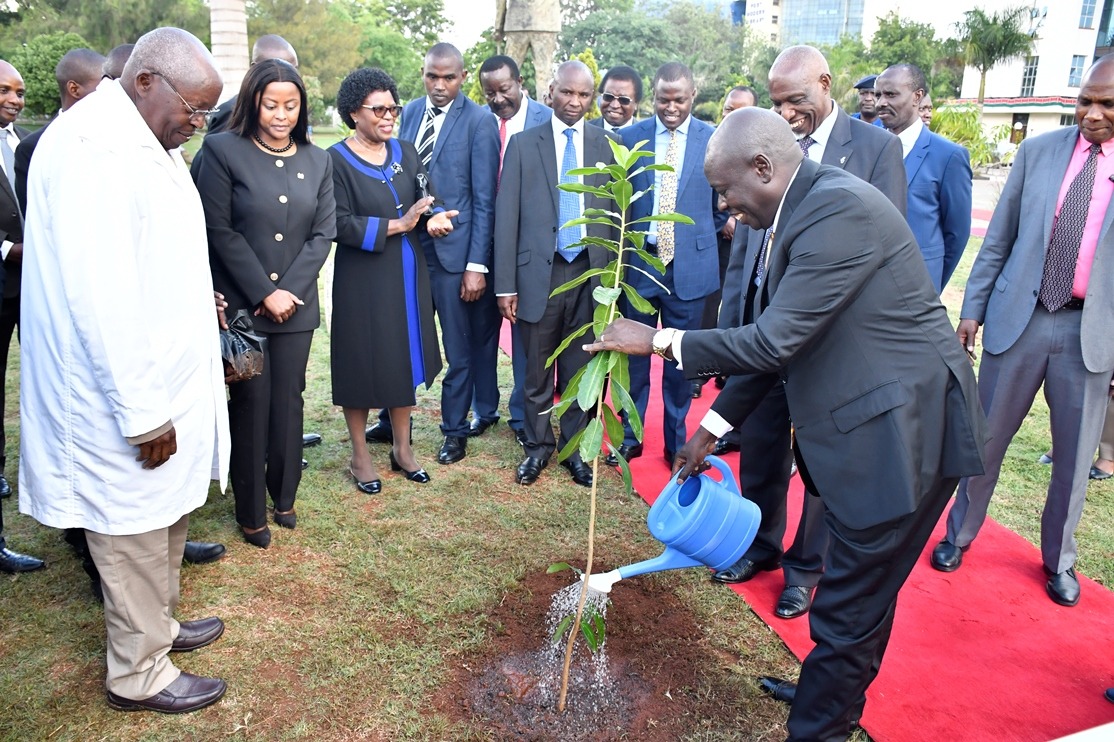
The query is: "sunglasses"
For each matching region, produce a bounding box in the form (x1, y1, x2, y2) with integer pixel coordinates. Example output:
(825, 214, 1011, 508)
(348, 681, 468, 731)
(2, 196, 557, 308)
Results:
(361, 104, 403, 119)
(152, 73, 220, 124)
(600, 93, 634, 106)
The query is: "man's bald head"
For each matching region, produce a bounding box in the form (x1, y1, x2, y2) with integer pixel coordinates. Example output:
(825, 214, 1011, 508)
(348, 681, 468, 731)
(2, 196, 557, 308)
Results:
(706, 108, 803, 230)
(55, 48, 105, 110)
(251, 34, 297, 67)
(1076, 54, 1114, 144)
(121, 28, 222, 150)
(103, 44, 134, 80)
(550, 60, 595, 126)
(767, 45, 833, 138)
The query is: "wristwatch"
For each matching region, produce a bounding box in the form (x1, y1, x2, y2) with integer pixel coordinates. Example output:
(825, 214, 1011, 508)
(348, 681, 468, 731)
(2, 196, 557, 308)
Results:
(652, 328, 677, 360)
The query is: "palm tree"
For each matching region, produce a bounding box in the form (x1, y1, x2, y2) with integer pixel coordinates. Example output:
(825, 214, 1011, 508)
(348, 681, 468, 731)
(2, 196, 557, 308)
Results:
(956, 6, 1036, 105)
(209, 0, 249, 103)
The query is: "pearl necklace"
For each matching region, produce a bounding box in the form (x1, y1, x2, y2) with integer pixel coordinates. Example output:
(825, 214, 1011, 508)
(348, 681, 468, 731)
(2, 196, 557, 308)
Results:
(254, 133, 294, 153)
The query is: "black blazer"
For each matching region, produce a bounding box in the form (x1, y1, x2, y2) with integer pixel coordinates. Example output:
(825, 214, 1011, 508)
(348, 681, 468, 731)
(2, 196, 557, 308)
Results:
(684, 160, 985, 530)
(193, 132, 336, 334)
(0, 124, 30, 299)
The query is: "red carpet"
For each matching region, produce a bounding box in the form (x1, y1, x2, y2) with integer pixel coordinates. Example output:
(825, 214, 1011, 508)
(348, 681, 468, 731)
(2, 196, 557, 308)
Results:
(499, 320, 1114, 740)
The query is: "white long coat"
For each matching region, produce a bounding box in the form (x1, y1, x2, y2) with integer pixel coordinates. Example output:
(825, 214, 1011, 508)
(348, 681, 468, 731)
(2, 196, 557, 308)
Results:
(18, 81, 230, 536)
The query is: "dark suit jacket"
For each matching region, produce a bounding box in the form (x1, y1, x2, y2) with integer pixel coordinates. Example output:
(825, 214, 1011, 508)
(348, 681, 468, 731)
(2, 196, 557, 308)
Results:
(494, 121, 619, 324)
(192, 132, 336, 334)
(14, 122, 46, 215)
(963, 126, 1114, 373)
(905, 123, 972, 290)
(621, 115, 721, 301)
(687, 160, 985, 530)
(719, 105, 906, 329)
(0, 124, 30, 300)
(205, 95, 236, 135)
(399, 94, 499, 271)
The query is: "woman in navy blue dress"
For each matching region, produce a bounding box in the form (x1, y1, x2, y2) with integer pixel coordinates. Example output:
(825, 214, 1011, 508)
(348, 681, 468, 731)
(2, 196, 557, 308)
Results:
(329, 68, 456, 494)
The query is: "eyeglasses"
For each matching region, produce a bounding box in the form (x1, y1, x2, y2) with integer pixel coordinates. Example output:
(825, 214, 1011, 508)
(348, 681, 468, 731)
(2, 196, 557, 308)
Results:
(152, 73, 220, 124)
(600, 93, 634, 106)
(361, 104, 403, 119)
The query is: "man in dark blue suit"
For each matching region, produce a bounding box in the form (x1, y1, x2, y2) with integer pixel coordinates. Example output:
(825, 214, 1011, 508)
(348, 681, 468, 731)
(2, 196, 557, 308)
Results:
(479, 54, 551, 447)
(877, 63, 972, 292)
(396, 43, 500, 465)
(615, 62, 724, 465)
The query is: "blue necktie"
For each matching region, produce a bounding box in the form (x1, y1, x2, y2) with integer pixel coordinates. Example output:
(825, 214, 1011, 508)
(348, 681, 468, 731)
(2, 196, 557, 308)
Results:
(557, 128, 582, 262)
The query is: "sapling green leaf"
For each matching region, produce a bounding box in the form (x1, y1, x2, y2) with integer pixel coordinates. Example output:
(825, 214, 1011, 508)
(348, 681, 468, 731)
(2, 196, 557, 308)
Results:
(545, 321, 594, 368)
(547, 562, 581, 575)
(592, 286, 622, 306)
(557, 183, 611, 198)
(630, 212, 696, 224)
(557, 428, 585, 463)
(601, 404, 625, 454)
(549, 268, 610, 298)
(579, 417, 605, 462)
(613, 180, 633, 211)
(621, 283, 656, 315)
(629, 247, 666, 275)
(576, 354, 608, 412)
(611, 381, 643, 440)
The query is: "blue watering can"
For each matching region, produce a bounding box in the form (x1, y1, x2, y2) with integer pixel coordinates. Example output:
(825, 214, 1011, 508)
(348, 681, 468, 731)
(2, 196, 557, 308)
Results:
(585, 455, 761, 593)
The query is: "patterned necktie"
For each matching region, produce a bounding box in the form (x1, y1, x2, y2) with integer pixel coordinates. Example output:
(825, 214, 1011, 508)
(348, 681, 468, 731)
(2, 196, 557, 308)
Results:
(0, 129, 15, 192)
(416, 106, 443, 168)
(556, 128, 582, 262)
(799, 135, 815, 158)
(755, 228, 774, 286)
(657, 129, 679, 264)
(1039, 142, 1102, 311)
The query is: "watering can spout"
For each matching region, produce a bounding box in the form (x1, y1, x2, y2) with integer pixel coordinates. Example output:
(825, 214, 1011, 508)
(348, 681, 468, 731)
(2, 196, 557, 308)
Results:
(583, 569, 623, 594)
(617, 547, 703, 580)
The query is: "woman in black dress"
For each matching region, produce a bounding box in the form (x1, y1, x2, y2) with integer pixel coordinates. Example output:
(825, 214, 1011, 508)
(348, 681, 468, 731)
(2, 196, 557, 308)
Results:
(194, 59, 335, 548)
(330, 68, 455, 493)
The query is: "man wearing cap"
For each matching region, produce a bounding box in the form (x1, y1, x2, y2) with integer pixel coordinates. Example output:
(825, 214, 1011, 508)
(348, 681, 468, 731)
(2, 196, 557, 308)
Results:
(851, 74, 884, 127)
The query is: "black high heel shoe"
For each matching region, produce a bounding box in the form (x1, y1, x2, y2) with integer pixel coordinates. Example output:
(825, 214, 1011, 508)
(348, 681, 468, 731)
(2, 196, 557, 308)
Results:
(348, 467, 382, 494)
(241, 525, 271, 549)
(390, 450, 431, 483)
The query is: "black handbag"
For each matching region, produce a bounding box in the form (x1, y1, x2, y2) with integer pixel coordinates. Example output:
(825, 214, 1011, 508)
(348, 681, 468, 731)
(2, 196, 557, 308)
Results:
(219, 309, 266, 383)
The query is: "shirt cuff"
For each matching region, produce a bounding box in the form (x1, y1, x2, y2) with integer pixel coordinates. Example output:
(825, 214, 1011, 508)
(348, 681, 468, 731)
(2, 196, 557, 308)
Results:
(126, 419, 173, 446)
(701, 410, 733, 438)
(671, 330, 686, 369)
(466, 262, 489, 274)
(495, 292, 517, 297)
(1, 240, 12, 260)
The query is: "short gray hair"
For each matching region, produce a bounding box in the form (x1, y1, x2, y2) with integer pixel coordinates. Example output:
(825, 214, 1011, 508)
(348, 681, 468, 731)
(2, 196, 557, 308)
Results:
(122, 27, 220, 90)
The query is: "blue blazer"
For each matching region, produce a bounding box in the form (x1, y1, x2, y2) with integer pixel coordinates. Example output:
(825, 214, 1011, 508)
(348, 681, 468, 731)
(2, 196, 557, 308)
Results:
(904, 125, 972, 292)
(399, 94, 500, 272)
(621, 116, 720, 301)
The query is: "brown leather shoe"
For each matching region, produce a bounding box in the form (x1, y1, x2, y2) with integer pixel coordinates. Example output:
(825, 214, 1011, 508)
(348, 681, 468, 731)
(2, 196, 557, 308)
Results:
(106, 671, 226, 713)
(171, 617, 225, 652)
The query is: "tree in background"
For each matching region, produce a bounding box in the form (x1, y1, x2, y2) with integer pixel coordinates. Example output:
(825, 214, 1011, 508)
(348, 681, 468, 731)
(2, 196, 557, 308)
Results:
(822, 36, 873, 113)
(10, 31, 89, 117)
(956, 6, 1035, 105)
(560, 0, 633, 26)
(573, 47, 601, 120)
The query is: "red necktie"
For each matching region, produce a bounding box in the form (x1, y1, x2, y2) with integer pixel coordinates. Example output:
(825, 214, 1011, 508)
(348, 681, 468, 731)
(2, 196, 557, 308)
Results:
(497, 117, 508, 188)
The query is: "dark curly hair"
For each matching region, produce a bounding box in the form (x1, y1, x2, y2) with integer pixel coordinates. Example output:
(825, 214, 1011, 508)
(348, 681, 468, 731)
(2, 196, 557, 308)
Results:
(337, 67, 399, 129)
(228, 58, 310, 144)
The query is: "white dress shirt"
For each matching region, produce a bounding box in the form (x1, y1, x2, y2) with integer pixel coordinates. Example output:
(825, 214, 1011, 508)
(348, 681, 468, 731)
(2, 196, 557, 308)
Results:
(896, 117, 924, 160)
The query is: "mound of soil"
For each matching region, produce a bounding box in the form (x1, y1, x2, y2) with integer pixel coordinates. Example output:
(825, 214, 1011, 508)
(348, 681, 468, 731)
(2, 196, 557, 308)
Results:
(433, 567, 734, 740)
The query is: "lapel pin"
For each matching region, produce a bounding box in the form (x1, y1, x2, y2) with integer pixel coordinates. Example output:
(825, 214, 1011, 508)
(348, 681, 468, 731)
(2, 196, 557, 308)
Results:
(840, 156, 847, 164)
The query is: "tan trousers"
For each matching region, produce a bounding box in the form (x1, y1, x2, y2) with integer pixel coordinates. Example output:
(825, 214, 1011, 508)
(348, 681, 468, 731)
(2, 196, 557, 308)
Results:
(1099, 397, 1114, 461)
(85, 514, 188, 699)
(504, 31, 558, 102)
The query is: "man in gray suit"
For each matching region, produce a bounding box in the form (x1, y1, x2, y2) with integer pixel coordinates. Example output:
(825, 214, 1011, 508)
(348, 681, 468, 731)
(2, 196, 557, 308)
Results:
(588, 107, 984, 742)
(494, 60, 619, 487)
(931, 55, 1114, 608)
(709, 45, 907, 623)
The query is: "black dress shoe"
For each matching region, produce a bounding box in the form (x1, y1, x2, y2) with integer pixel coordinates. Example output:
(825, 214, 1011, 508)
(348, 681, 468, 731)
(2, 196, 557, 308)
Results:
(0, 473, 10, 498)
(561, 458, 593, 487)
(774, 585, 815, 619)
(606, 442, 644, 466)
(106, 671, 227, 714)
(365, 422, 394, 444)
(182, 541, 225, 565)
(1090, 466, 1112, 481)
(714, 375, 727, 389)
(301, 458, 308, 471)
(241, 526, 271, 549)
(930, 539, 967, 572)
(513, 428, 528, 447)
(757, 676, 796, 704)
(390, 450, 431, 483)
(438, 435, 467, 464)
(273, 510, 296, 530)
(711, 555, 780, 584)
(349, 468, 382, 494)
(171, 617, 225, 652)
(713, 438, 741, 455)
(468, 417, 498, 437)
(691, 380, 704, 399)
(1046, 567, 1080, 607)
(0, 544, 45, 573)
(516, 456, 548, 485)
(302, 432, 323, 448)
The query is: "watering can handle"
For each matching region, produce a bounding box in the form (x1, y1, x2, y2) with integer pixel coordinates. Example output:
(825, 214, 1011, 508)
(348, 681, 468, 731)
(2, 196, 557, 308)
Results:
(704, 455, 740, 497)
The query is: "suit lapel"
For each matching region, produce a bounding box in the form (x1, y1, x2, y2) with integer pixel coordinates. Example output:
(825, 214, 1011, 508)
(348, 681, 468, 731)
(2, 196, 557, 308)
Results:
(1045, 128, 1081, 244)
(537, 125, 560, 218)
(676, 119, 705, 197)
(821, 106, 853, 169)
(904, 126, 931, 185)
(430, 97, 464, 167)
(764, 159, 820, 299)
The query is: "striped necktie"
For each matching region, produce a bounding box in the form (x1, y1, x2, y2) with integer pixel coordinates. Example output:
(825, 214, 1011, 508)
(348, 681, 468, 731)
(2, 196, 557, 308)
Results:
(416, 106, 443, 167)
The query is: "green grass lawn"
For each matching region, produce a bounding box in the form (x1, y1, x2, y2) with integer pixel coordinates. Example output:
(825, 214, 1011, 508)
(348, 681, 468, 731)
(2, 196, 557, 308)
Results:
(0, 233, 1109, 739)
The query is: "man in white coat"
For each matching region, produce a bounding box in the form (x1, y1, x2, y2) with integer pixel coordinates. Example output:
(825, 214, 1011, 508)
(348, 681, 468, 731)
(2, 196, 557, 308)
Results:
(19, 27, 231, 714)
